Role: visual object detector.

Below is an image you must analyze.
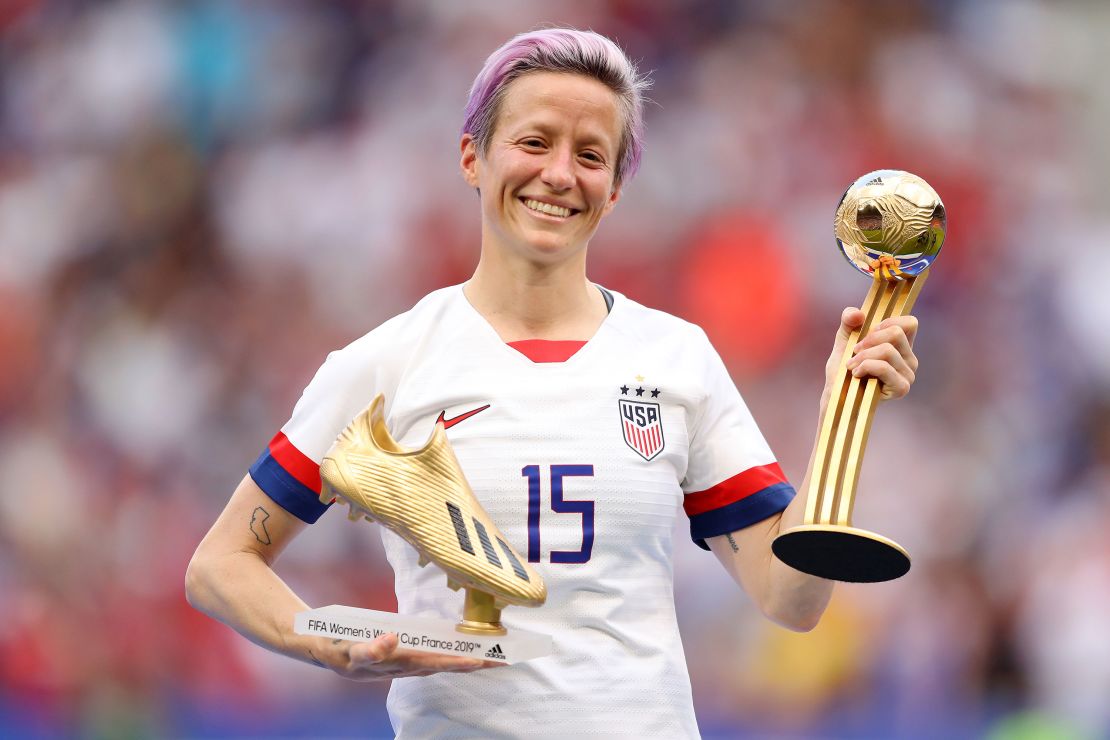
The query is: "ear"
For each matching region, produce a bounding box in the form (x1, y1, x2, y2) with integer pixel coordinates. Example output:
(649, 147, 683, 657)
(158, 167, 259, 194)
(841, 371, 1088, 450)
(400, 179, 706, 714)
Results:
(601, 181, 622, 217)
(460, 134, 480, 189)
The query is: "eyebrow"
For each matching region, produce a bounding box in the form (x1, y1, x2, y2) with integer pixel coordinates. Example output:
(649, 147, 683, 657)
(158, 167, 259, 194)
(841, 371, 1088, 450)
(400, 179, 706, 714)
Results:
(510, 119, 617, 152)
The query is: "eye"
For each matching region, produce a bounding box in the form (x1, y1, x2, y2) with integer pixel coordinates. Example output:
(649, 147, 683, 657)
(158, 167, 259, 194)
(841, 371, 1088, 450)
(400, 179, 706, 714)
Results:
(579, 150, 605, 165)
(520, 138, 546, 149)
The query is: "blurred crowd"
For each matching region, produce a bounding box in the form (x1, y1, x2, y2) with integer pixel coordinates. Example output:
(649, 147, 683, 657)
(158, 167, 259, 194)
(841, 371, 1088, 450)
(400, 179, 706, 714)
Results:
(2, 0, 1109, 737)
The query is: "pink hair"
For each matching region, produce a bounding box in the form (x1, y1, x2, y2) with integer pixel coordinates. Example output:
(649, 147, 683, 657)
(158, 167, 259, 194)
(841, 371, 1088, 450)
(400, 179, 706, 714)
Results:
(462, 28, 650, 184)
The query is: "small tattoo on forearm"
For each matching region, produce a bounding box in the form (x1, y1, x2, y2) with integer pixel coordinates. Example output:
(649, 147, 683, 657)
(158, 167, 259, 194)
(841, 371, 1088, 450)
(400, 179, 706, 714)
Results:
(250, 506, 272, 545)
(726, 533, 739, 553)
(308, 649, 325, 668)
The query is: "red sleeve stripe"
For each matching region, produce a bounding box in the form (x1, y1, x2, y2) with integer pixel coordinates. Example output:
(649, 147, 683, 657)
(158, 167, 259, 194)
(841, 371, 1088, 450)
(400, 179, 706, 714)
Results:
(268, 431, 322, 493)
(683, 462, 789, 516)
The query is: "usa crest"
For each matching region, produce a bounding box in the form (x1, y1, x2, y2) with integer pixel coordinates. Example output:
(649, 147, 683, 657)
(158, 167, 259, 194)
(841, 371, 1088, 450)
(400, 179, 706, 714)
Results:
(618, 399, 665, 461)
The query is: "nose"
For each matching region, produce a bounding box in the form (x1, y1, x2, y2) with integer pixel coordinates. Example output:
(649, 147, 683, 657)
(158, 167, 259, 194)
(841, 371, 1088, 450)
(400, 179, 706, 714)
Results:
(540, 146, 575, 192)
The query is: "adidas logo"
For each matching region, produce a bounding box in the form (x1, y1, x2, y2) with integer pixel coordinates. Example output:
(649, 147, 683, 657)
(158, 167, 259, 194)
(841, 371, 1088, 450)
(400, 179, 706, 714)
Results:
(485, 644, 506, 660)
(866, 176, 884, 185)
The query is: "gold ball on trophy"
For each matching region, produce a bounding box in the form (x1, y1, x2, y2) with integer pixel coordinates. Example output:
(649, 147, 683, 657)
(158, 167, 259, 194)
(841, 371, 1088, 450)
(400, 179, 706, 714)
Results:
(834, 170, 946, 281)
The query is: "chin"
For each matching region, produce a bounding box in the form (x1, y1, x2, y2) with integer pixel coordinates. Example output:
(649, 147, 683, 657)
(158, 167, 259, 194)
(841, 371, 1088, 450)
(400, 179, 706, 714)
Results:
(523, 239, 584, 264)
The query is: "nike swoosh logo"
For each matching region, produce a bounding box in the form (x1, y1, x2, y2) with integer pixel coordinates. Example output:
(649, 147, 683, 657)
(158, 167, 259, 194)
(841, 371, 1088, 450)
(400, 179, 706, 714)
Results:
(436, 404, 491, 430)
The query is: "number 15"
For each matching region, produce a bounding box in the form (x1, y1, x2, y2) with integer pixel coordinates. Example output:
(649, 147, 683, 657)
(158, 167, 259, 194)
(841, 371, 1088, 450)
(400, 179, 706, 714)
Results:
(522, 464, 594, 564)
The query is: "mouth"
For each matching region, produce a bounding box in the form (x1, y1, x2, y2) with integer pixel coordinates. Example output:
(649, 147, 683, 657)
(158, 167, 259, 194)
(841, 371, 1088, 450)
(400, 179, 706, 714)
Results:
(520, 198, 579, 220)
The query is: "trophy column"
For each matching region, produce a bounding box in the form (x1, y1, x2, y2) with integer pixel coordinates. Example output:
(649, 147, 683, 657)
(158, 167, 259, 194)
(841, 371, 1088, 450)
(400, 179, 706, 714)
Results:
(772, 169, 946, 583)
(773, 270, 926, 583)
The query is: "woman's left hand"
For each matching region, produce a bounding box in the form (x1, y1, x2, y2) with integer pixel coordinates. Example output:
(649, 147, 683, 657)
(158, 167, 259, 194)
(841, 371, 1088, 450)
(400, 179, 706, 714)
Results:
(825, 307, 919, 402)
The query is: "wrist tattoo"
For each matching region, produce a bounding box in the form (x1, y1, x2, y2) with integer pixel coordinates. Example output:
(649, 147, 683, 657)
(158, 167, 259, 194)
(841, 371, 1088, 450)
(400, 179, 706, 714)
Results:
(725, 533, 739, 553)
(308, 649, 325, 668)
(250, 506, 272, 545)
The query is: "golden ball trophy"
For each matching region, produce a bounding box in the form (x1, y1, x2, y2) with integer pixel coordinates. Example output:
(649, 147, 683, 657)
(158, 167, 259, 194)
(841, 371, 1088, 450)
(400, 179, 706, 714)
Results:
(772, 170, 946, 582)
(293, 395, 552, 664)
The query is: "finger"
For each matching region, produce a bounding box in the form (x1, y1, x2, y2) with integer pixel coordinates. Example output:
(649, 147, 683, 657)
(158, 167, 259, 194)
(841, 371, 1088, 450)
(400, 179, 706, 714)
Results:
(849, 358, 912, 400)
(350, 633, 399, 667)
(876, 315, 919, 346)
(405, 663, 494, 678)
(853, 324, 907, 353)
(404, 663, 492, 677)
(390, 649, 487, 673)
(853, 325, 917, 373)
(838, 307, 866, 339)
(848, 342, 915, 382)
(828, 308, 867, 371)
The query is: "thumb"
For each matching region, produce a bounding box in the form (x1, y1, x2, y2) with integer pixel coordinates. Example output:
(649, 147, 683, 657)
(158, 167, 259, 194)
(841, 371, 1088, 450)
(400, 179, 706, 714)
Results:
(834, 307, 865, 351)
(823, 307, 866, 403)
(350, 633, 398, 666)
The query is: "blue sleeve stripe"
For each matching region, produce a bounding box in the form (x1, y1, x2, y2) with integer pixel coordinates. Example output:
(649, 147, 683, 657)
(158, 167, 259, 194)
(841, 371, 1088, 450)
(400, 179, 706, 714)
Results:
(689, 482, 796, 551)
(248, 449, 330, 524)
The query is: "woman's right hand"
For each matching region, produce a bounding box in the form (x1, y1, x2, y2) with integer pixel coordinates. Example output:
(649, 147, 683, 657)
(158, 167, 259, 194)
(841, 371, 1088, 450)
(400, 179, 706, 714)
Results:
(321, 633, 500, 680)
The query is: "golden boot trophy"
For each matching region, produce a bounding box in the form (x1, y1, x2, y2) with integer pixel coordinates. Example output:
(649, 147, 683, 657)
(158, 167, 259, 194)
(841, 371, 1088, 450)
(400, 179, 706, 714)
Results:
(294, 395, 551, 664)
(772, 170, 946, 583)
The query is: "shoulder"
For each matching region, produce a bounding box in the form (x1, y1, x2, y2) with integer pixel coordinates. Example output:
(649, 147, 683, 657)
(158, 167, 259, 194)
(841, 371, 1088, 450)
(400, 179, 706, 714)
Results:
(278, 286, 464, 461)
(299, 285, 463, 408)
(326, 285, 462, 370)
(606, 289, 715, 354)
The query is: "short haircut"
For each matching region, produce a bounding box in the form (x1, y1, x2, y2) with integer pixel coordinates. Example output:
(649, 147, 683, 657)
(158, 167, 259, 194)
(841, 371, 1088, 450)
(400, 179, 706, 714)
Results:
(462, 28, 650, 185)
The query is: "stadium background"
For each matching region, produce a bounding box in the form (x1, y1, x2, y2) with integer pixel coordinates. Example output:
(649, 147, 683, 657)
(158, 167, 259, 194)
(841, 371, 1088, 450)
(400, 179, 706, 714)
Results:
(2, 1, 1109, 737)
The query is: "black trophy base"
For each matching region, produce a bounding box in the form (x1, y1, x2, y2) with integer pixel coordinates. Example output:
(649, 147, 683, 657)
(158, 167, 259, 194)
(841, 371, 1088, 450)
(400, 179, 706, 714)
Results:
(772, 524, 910, 583)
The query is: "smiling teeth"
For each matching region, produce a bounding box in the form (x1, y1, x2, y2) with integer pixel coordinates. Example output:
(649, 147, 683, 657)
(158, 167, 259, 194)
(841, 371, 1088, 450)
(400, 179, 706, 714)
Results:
(524, 199, 572, 218)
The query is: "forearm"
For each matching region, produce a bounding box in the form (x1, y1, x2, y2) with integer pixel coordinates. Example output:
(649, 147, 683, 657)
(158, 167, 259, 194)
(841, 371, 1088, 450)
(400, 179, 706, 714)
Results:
(760, 456, 835, 631)
(185, 476, 341, 669)
(757, 380, 865, 626)
(714, 406, 835, 631)
(185, 549, 328, 667)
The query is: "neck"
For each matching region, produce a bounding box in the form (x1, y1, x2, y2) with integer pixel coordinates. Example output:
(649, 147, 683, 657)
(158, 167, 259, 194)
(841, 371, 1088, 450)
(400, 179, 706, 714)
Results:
(464, 253, 606, 342)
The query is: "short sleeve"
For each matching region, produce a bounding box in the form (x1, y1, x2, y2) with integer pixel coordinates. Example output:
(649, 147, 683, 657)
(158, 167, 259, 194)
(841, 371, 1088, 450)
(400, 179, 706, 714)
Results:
(249, 348, 377, 524)
(681, 330, 795, 550)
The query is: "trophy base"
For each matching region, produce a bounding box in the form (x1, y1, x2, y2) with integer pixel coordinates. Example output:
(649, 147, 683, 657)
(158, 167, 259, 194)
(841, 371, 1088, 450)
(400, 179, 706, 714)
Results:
(772, 524, 910, 583)
(456, 588, 506, 636)
(294, 605, 552, 665)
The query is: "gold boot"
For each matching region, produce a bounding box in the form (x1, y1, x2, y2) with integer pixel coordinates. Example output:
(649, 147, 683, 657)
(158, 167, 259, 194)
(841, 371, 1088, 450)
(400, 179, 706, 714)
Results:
(320, 395, 546, 632)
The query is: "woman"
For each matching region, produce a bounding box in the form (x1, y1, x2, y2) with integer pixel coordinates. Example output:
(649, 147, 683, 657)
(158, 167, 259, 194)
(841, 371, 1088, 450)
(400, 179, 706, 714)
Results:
(186, 28, 919, 737)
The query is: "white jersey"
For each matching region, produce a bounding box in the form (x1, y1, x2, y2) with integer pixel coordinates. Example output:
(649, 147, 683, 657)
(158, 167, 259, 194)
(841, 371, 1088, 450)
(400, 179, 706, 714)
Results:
(250, 285, 794, 738)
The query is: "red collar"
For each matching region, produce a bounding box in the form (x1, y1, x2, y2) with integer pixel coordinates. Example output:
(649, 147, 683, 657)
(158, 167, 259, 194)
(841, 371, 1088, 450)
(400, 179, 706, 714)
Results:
(506, 339, 586, 363)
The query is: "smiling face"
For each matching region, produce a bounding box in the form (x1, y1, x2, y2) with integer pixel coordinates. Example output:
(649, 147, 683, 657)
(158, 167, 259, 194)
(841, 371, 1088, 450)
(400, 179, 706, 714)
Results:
(461, 72, 623, 267)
